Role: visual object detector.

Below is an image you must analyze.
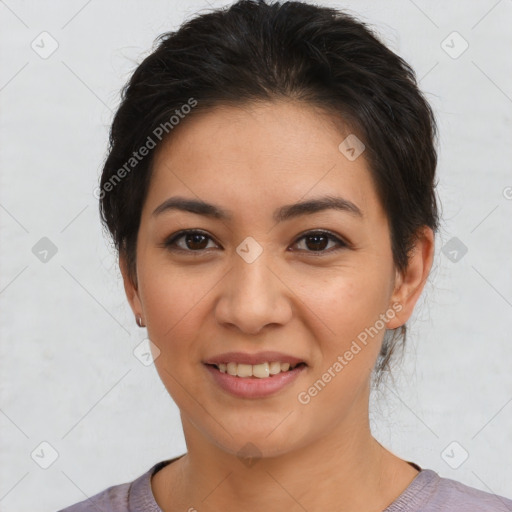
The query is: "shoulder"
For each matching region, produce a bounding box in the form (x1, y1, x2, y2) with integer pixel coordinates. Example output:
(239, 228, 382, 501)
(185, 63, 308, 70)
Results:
(56, 460, 167, 512)
(57, 481, 132, 512)
(423, 469, 512, 511)
(57, 457, 182, 512)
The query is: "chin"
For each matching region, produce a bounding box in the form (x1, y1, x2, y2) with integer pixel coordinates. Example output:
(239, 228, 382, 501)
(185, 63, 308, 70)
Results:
(210, 426, 309, 463)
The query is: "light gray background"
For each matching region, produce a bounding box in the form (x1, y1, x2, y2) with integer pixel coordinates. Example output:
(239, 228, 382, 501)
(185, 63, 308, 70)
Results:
(1, 0, 511, 510)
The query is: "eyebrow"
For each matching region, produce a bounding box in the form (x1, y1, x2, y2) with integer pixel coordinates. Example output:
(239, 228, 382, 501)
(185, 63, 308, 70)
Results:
(152, 195, 363, 222)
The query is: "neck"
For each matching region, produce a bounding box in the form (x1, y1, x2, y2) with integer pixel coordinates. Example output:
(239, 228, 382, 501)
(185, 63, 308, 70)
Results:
(152, 414, 418, 511)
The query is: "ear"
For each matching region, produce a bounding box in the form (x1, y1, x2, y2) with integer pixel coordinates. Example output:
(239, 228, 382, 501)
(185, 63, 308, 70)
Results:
(386, 226, 435, 329)
(119, 253, 144, 321)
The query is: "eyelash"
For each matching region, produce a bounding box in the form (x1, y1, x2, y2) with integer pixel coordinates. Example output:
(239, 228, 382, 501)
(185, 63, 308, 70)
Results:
(162, 229, 348, 256)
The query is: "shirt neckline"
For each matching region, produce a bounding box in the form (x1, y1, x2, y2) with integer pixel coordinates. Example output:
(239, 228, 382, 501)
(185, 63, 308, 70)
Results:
(129, 456, 439, 512)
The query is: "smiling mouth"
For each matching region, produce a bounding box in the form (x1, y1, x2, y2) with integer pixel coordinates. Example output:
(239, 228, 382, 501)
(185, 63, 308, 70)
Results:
(205, 361, 307, 379)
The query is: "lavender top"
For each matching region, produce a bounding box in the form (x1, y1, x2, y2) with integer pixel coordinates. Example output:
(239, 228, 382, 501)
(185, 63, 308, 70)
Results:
(58, 456, 512, 511)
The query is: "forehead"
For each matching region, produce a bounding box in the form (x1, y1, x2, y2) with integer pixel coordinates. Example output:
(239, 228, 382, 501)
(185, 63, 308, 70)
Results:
(145, 101, 383, 224)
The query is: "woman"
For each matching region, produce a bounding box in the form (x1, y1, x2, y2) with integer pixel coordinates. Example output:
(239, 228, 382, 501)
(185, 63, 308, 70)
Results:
(60, 0, 512, 510)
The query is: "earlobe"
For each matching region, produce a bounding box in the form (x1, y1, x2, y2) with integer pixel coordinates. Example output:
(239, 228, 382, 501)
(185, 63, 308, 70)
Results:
(386, 227, 435, 330)
(119, 253, 144, 320)
(136, 314, 146, 328)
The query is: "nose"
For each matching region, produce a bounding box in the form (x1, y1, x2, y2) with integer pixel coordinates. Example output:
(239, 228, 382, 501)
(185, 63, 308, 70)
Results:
(214, 251, 293, 335)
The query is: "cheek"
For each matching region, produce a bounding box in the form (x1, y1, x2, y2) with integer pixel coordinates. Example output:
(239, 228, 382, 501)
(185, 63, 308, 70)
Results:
(295, 267, 392, 400)
(142, 270, 208, 406)
(137, 269, 203, 393)
(139, 262, 210, 337)
(294, 273, 388, 418)
(298, 263, 392, 340)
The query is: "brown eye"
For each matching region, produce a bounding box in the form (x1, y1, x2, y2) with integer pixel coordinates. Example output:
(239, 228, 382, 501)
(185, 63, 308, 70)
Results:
(184, 233, 209, 250)
(292, 231, 346, 254)
(164, 230, 218, 252)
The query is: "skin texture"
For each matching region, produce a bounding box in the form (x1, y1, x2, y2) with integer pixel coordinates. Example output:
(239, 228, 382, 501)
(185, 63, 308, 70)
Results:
(120, 100, 434, 512)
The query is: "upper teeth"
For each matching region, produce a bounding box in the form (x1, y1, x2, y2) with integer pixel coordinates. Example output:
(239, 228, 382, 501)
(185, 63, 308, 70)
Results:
(216, 362, 298, 378)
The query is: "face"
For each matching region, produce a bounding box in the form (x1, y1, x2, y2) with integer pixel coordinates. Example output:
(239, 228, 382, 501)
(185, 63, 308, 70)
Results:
(121, 100, 432, 459)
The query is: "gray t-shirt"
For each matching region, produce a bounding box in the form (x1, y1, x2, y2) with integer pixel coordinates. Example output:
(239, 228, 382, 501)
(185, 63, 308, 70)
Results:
(58, 456, 512, 511)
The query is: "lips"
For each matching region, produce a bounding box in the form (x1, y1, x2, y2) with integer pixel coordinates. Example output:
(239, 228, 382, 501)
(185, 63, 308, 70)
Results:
(204, 360, 307, 398)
